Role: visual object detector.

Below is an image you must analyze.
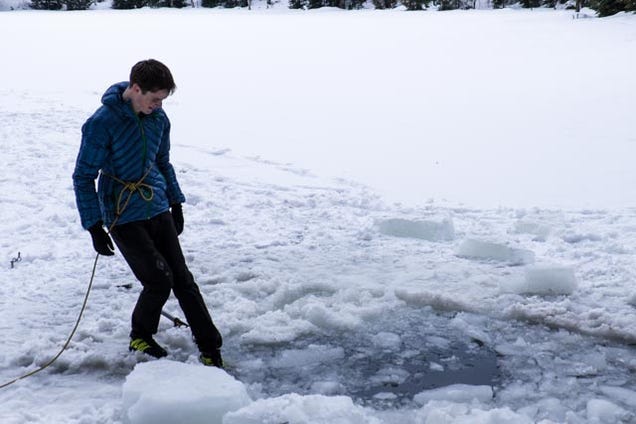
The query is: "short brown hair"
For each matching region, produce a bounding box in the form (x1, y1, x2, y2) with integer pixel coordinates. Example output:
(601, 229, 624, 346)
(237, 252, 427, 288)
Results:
(129, 59, 176, 94)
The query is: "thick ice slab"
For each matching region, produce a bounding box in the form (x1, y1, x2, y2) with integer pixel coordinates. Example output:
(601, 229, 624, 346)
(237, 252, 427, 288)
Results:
(122, 360, 251, 424)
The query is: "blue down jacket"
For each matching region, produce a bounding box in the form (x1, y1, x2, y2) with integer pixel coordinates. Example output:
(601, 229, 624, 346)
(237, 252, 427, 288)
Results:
(73, 81, 185, 230)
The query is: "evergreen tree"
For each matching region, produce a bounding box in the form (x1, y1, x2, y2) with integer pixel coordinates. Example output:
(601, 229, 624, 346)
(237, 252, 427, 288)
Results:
(438, 0, 460, 10)
(30, 0, 63, 9)
(575, 0, 584, 11)
(112, 0, 147, 8)
(595, 0, 625, 15)
(149, 0, 188, 6)
(372, 0, 397, 8)
(345, 0, 366, 8)
(322, 0, 364, 7)
(113, 0, 190, 7)
(288, 0, 307, 7)
(30, 0, 93, 9)
(520, 0, 541, 7)
(401, 0, 427, 9)
(220, 0, 248, 7)
(65, 0, 92, 8)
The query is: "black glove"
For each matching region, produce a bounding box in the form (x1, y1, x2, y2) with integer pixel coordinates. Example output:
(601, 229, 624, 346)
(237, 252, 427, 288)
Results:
(88, 221, 115, 256)
(171, 203, 184, 236)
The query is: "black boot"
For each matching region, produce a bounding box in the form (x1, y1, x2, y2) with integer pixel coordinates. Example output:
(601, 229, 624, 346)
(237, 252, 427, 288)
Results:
(129, 337, 168, 359)
(199, 349, 223, 368)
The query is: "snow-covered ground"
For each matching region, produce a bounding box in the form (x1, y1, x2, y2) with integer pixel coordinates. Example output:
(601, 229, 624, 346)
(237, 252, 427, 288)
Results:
(1, 7, 636, 424)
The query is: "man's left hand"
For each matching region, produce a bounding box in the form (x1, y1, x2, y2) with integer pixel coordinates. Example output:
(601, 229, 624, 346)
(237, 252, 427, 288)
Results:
(171, 203, 184, 235)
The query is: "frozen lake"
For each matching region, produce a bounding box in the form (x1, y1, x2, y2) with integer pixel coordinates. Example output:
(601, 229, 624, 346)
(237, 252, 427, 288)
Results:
(1, 7, 636, 424)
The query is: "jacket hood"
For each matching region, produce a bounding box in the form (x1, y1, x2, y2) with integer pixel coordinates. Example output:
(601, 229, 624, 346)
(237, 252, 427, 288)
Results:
(101, 81, 134, 118)
(101, 81, 165, 119)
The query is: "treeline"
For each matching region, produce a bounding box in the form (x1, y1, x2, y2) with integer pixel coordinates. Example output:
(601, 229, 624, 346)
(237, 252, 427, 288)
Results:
(30, 0, 193, 8)
(28, 0, 636, 16)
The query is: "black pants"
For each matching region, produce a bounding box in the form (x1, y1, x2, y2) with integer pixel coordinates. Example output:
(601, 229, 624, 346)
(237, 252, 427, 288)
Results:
(111, 212, 222, 353)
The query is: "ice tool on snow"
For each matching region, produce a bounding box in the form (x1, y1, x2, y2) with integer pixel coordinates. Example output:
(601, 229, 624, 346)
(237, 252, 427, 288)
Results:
(161, 310, 189, 328)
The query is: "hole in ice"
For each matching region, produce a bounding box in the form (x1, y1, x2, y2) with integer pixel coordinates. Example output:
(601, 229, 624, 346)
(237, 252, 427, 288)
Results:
(225, 308, 500, 408)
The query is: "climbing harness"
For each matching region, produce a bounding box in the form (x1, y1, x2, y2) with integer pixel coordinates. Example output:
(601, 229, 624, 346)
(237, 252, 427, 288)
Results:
(0, 167, 163, 389)
(102, 165, 155, 218)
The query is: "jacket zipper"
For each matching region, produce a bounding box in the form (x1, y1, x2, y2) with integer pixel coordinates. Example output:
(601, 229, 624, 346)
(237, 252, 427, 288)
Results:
(136, 115, 151, 220)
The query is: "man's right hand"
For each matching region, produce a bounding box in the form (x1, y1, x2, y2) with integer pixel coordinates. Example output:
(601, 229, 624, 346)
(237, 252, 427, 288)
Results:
(88, 221, 115, 256)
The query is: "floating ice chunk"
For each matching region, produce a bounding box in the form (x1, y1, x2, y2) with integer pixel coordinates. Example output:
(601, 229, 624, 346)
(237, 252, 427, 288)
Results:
(371, 332, 402, 350)
(377, 218, 455, 241)
(513, 220, 551, 241)
(627, 293, 636, 306)
(415, 401, 533, 423)
(240, 311, 317, 345)
(456, 239, 535, 266)
(562, 233, 602, 244)
(414, 384, 494, 404)
(310, 381, 345, 396)
(449, 315, 492, 346)
(586, 398, 631, 423)
(509, 265, 578, 296)
(270, 344, 345, 369)
(370, 366, 410, 387)
(122, 360, 251, 424)
(429, 362, 444, 372)
(373, 392, 398, 400)
(426, 336, 451, 349)
(223, 393, 382, 424)
(599, 386, 636, 408)
(394, 288, 478, 313)
(303, 303, 362, 331)
(494, 339, 530, 357)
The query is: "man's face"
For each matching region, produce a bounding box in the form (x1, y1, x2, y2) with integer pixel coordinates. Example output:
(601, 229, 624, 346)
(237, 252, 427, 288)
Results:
(130, 84, 170, 115)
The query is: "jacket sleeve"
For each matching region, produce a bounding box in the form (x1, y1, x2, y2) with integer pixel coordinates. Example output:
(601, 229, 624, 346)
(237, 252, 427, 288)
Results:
(156, 116, 186, 205)
(72, 116, 109, 230)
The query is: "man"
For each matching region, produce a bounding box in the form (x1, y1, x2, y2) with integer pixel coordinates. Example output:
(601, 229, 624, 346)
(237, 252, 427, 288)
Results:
(73, 59, 223, 367)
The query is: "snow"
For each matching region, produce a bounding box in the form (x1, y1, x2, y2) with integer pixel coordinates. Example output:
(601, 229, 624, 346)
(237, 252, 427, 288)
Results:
(1, 6, 636, 424)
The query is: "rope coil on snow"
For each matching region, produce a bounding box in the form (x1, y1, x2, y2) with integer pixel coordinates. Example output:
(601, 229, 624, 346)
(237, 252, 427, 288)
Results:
(0, 253, 99, 389)
(0, 168, 154, 389)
